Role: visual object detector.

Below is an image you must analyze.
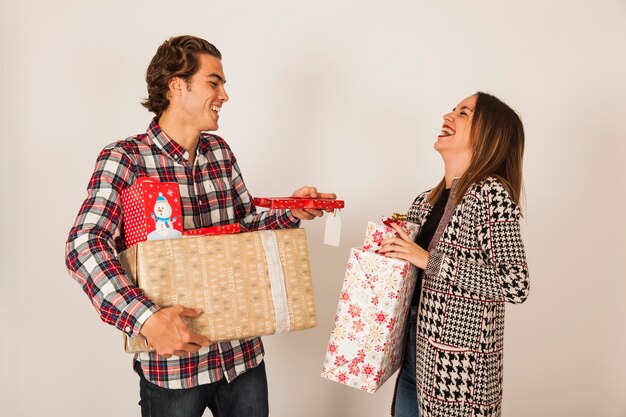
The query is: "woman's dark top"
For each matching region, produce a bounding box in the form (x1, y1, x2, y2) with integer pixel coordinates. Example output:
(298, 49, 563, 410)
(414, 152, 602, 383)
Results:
(411, 188, 450, 306)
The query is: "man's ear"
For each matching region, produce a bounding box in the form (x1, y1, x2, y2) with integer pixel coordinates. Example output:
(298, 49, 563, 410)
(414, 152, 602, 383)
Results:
(168, 77, 184, 99)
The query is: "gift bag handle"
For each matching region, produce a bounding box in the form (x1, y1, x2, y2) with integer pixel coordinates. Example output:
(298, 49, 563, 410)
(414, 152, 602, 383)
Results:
(136, 177, 157, 184)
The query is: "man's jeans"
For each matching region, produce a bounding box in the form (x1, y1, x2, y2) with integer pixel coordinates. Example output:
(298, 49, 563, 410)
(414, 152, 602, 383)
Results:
(393, 306, 420, 417)
(135, 360, 269, 417)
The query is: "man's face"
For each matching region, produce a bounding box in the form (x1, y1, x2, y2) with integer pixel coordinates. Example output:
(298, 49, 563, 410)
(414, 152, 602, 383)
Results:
(178, 53, 229, 132)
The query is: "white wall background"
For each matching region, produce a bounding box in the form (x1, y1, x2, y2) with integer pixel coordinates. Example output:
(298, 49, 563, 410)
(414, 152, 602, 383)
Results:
(1, 1, 625, 416)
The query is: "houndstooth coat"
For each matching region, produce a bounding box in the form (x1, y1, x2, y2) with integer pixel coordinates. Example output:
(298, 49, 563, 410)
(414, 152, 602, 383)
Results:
(406, 177, 529, 417)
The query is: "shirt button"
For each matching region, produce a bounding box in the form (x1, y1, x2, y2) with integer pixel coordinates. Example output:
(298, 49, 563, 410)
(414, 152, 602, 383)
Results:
(125, 326, 131, 333)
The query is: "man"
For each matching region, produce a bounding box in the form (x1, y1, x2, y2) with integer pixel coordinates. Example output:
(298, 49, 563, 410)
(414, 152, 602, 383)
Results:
(65, 35, 334, 417)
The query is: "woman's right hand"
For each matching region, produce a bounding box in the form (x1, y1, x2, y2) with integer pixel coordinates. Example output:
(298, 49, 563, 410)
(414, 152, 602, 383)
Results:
(378, 222, 430, 269)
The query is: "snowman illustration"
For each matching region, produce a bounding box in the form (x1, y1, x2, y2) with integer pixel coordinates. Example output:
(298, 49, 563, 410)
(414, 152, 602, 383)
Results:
(147, 193, 182, 240)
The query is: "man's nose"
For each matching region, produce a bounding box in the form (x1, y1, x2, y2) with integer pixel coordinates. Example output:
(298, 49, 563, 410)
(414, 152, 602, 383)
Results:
(220, 86, 229, 103)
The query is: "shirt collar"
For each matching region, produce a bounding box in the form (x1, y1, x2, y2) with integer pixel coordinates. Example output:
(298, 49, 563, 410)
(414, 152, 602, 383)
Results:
(197, 134, 213, 155)
(146, 117, 189, 162)
(147, 117, 213, 162)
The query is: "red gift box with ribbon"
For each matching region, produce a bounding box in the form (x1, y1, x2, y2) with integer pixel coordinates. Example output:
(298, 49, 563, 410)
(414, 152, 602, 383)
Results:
(121, 177, 183, 247)
(253, 196, 344, 210)
(183, 223, 248, 237)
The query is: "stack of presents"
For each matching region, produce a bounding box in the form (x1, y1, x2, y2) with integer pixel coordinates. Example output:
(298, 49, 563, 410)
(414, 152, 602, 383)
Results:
(120, 177, 419, 394)
(320, 218, 420, 392)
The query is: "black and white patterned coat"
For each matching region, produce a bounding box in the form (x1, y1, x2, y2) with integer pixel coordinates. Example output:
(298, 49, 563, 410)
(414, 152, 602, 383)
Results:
(406, 177, 529, 417)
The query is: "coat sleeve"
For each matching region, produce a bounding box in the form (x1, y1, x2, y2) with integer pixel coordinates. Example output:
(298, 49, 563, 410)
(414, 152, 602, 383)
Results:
(425, 182, 530, 304)
(406, 189, 431, 227)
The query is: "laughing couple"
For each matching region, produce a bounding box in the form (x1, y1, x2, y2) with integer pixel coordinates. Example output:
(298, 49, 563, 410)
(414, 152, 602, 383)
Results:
(65, 35, 529, 417)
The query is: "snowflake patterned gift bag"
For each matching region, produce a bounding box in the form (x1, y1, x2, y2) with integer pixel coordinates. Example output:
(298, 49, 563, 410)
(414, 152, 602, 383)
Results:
(362, 217, 420, 252)
(321, 247, 417, 393)
(121, 177, 183, 247)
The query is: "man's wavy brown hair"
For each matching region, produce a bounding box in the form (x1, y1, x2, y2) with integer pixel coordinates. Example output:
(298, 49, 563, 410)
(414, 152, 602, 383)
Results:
(141, 35, 222, 117)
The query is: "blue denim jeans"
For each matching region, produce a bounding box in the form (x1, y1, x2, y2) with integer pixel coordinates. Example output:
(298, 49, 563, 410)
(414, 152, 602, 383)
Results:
(135, 360, 269, 417)
(393, 306, 420, 417)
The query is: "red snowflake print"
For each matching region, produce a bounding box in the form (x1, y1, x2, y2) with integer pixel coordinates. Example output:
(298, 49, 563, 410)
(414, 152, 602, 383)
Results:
(328, 343, 338, 355)
(386, 317, 397, 330)
(356, 349, 366, 364)
(348, 362, 360, 376)
(348, 333, 356, 342)
(338, 372, 348, 383)
(334, 355, 348, 367)
(340, 291, 351, 302)
(372, 230, 384, 244)
(375, 311, 388, 323)
(348, 304, 362, 318)
(374, 370, 383, 383)
(352, 319, 365, 333)
(374, 345, 383, 352)
(371, 296, 379, 306)
(346, 262, 353, 271)
(363, 364, 374, 376)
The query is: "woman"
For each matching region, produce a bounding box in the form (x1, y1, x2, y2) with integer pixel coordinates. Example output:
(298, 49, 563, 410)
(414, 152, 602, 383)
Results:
(379, 92, 530, 417)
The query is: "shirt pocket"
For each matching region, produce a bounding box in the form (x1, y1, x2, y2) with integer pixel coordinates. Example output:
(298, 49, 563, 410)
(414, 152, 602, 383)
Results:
(198, 177, 234, 223)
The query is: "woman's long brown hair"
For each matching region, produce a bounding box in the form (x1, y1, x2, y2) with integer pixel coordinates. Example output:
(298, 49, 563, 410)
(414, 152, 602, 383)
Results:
(428, 92, 525, 208)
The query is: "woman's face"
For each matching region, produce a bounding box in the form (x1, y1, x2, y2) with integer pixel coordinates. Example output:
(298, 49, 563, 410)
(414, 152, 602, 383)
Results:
(434, 95, 477, 158)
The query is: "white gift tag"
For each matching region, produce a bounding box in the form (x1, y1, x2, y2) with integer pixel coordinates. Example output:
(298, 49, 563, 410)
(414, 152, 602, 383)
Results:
(324, 210, 342, 247)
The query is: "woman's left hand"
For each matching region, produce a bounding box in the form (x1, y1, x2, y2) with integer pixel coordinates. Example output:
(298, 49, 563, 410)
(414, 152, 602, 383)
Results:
(378, 223, 429, 269)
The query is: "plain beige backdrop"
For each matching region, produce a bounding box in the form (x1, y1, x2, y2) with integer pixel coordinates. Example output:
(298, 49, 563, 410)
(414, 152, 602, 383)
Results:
(1, 1, 625, 416)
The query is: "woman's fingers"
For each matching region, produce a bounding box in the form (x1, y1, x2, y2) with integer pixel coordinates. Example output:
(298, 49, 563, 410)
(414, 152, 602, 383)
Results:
(384, 251, 409, 262)
(380, 243, 409, 254)
(380, 236, 411, 250)
(381, 236, 399, 248)
(390, 222, 411, 242)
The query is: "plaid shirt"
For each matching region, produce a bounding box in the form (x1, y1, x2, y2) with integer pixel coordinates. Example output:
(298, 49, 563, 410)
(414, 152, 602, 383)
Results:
(66, 118, 300, 389)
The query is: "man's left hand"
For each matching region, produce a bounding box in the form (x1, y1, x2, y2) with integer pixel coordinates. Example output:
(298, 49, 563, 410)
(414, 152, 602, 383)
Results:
(290, 186, 337, 220)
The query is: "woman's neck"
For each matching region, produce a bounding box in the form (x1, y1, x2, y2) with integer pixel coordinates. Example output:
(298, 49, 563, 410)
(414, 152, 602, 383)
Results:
(442, 153, 471, 187)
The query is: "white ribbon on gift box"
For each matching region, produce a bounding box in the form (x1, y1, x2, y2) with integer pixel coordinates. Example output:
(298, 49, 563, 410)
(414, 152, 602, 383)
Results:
(258, 230, 291, 334)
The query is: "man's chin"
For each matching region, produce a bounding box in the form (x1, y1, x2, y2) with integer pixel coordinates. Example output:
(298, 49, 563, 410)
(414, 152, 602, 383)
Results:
(201, 123, 219, 132)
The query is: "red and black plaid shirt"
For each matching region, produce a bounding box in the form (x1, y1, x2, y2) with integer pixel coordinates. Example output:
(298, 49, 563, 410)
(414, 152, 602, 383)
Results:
(65, 118, 299, 389)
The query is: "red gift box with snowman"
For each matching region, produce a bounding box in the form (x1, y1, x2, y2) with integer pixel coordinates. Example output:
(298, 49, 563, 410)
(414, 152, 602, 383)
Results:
(121, 177, 183, 247)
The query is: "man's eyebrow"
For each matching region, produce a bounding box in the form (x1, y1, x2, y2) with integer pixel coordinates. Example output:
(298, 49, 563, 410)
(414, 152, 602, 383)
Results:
(207, 73, 226, 83)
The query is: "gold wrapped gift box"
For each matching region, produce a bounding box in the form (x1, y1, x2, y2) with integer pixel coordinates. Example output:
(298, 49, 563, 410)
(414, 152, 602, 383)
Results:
(118, 228, 317, 353)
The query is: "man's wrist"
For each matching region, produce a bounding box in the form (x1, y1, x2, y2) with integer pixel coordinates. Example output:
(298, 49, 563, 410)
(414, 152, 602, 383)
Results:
(284, 209, 302, 228)
(118, 296, 161, 337)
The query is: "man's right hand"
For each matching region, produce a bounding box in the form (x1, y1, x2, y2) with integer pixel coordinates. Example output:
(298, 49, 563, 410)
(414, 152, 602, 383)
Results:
(139, 305, 210, 358)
